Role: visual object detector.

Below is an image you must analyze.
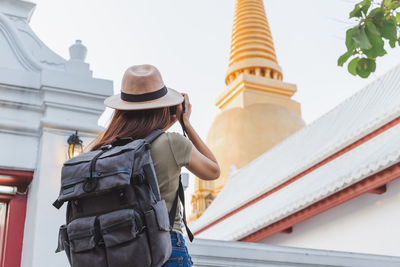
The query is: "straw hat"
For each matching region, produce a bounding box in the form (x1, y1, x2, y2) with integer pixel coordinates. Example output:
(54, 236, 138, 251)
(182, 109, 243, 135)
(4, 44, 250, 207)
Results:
(104, 64, 183, 110)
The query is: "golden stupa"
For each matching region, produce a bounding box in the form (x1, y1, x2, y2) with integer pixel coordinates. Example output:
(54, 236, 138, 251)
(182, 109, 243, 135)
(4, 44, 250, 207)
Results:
(190, 0, 305, 221)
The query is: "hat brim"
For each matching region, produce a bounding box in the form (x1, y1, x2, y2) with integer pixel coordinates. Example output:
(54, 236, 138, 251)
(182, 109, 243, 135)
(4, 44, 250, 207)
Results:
(104, 87, 184, 110)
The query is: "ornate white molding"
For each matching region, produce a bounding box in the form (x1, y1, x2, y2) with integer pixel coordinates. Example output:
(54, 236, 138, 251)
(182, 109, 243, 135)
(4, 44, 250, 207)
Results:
(0, 0, 113, 171)
(0, 13, 40, 71)
(0, 0, 36, 22)
(0, 1, 95, 74)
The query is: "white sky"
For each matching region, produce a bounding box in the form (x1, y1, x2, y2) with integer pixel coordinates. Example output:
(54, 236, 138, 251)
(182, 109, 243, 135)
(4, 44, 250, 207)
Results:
(30, 0, 400, 215)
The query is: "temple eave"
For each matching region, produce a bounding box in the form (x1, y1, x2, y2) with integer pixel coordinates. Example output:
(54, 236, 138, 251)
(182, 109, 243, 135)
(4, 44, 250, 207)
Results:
(216, 74, 297, 109)
(225, 57, 282, 85)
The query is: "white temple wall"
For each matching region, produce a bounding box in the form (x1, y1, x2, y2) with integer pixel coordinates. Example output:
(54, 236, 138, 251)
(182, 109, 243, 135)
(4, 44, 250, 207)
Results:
(21, 129, 94, 267)
(0, 4, 113, 265)
(21, 130, 65, 267)
(260, 177, 400, 257)
(0, 132, 38, 169)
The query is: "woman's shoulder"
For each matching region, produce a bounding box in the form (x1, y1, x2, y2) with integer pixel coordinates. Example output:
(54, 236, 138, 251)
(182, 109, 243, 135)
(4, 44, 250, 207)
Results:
(164, 132, 187, 143)
(153, 132, 192, 167)
(152, 131, 183, 144)
(152, 132, 190, 150)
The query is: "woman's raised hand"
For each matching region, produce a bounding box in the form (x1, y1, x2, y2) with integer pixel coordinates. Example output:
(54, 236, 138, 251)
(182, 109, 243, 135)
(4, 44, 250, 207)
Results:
(176, 93, 220, 180)
(177, 93, 192, 124)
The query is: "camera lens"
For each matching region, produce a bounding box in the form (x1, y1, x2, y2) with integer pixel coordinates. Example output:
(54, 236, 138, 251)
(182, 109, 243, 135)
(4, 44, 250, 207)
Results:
(169, 105, 177, 115)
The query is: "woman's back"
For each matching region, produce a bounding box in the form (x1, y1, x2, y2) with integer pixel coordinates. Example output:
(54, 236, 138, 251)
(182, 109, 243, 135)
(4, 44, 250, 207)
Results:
(150, 132, 192, 232)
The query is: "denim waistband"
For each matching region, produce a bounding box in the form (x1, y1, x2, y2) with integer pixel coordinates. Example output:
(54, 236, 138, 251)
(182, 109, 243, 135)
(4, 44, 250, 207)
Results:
(170, 231, 185, 242)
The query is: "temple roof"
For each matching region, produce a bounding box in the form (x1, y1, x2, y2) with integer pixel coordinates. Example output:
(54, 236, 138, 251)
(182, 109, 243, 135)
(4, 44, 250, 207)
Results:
(191, 65, 400, 240)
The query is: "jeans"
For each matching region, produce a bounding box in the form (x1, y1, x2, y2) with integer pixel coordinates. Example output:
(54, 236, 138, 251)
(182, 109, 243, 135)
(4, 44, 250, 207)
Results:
(162, 231, 193, 267)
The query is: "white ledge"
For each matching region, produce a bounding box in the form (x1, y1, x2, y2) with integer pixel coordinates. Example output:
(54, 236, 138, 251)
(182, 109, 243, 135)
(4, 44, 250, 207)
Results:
(187, 239, 400, 267)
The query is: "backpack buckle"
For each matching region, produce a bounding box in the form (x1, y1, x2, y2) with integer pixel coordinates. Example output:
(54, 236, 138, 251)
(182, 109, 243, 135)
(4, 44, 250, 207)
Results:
(132, 173, 145, 184)
(83, 178, 98, 193)
(101, 144, 113, 151)
(119, 189, 128, 205)
(144, 143, 151, 150)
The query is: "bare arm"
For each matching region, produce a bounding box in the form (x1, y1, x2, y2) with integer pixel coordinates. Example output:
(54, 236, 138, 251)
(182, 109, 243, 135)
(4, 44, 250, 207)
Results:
(177, 94, 220, 180)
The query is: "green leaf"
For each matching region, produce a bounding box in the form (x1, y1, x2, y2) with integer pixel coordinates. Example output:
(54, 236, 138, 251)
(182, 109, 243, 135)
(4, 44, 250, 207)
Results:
(338, 52, 351, 66)
(391, 1, 400, 9)
(363, 24, 387, 57)
(368, 59, 377, 72)
(350, 4, 363, 18)
(353, 26, 372, 49)
(346, 27, 357, 52)
(383, 0, 393, 9)
(397, 13, 400, 24)
(378, 18, 397, 40)
(356, 58, 376, 78)
(389, 39, 397, 47)
(366, 21, 380, 36)
(369, 8, 385, 27)
(348, 57, 360, 75)
(361, 0, 372, 15)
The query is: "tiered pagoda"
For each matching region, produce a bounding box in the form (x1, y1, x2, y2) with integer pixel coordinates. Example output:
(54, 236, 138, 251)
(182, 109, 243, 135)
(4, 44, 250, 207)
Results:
(190, 0, 305, 221)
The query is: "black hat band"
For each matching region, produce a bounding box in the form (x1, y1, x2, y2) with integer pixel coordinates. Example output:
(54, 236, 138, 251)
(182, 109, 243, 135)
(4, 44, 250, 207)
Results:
(121, 86, 168, 102)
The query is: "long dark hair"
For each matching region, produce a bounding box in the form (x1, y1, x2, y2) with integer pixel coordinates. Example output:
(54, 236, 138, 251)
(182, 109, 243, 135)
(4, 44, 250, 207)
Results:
(90, 107, 171, 151)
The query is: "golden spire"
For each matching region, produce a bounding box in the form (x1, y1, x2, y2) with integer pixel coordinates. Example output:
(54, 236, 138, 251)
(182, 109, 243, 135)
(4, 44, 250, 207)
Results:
(190, 0, 304, 223)
(226, 0, 282, 85)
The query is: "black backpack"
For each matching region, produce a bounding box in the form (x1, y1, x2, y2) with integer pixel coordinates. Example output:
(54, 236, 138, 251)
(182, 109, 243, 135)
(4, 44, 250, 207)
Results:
(53, 129, 193, 267)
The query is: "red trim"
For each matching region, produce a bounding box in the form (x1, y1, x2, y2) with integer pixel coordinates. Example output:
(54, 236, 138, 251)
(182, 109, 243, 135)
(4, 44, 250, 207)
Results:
(368, 185, 387, 194)
(0, 169, 33, 187)
(3, 194, 28, 267)
(280, 227, 292, 234)
(241, 162, 400, 242)
(0, 200, 8, 266)
(0, 169, 33, 267)
(0, 196, 14, 202)
(194, 116, 400, 236)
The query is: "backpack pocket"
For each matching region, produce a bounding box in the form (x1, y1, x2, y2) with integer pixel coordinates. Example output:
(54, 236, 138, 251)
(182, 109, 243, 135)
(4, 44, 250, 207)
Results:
(98, 209, 151, 267)
(56, 224, 71, 264)
(58, 168, 132, 203)
(67, 216, 107, 267)
(144, 200, 172, 266)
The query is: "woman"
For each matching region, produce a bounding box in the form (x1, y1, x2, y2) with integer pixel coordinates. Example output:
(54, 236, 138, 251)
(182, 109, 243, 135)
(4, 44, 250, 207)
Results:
(90, 64, 220, 267)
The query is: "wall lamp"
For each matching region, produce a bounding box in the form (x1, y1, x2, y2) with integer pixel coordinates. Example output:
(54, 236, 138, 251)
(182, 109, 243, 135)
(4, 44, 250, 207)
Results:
(67, 130, 83, 159)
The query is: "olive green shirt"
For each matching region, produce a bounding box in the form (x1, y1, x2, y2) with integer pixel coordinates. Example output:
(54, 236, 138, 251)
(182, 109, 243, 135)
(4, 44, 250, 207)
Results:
(150, 132, 192, 231)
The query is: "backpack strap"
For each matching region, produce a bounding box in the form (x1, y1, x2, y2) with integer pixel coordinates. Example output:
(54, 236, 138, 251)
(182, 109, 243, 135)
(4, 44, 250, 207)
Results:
(111, 137, 134, 147)
(143, 164, 162, 202)
(179, 100, 187, 137)
(142, 129, 165, 202)
(144, 129, 164, 144)
(169, 175, 194, 242)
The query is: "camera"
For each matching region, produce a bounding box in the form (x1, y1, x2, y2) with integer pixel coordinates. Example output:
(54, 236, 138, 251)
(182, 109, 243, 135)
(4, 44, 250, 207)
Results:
(169, 100, 185, 116)
(169, 105, 177, 115)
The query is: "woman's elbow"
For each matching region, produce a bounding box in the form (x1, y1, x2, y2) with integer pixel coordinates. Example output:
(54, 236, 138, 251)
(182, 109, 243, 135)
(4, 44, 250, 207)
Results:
(195, 163, 220, 180)
(188, 155, 220, 180)
(209, 164, 220, 180)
